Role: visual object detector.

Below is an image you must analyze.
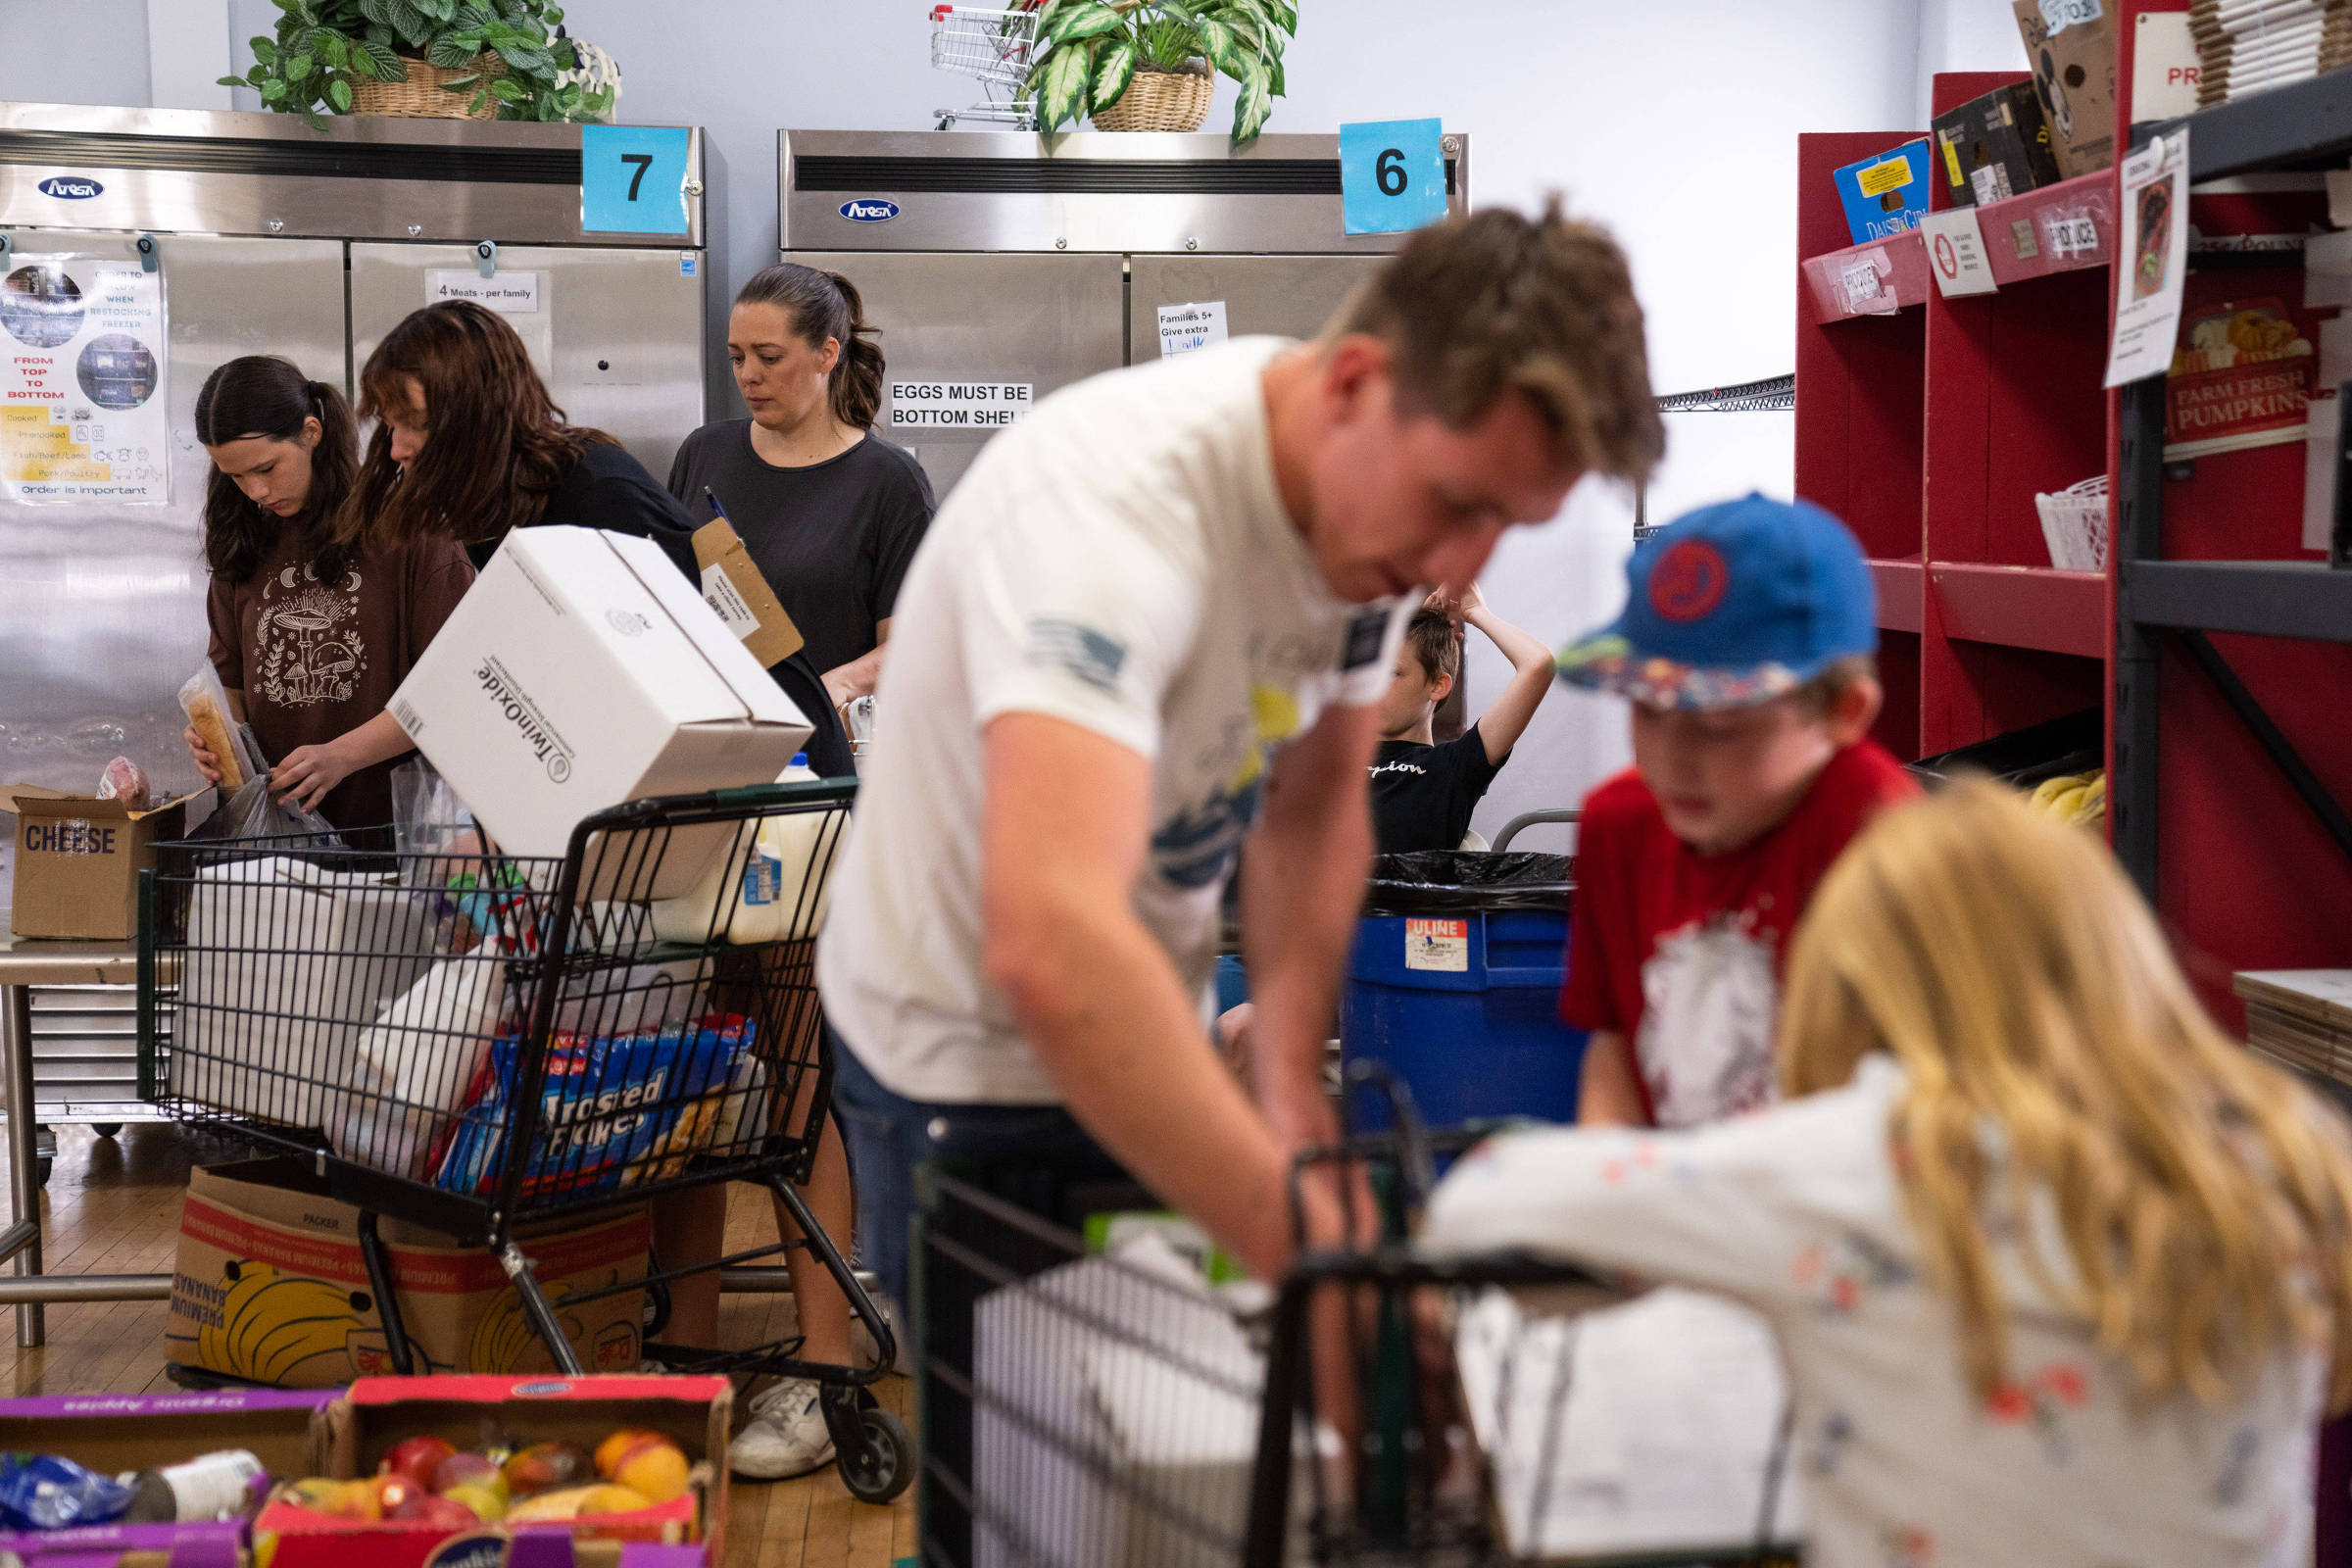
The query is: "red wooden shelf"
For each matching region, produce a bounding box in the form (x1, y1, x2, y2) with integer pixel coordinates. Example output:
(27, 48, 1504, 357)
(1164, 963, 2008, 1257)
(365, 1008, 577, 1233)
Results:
(1928, 563, 2107, 658)
(1870, 558, 1925, 633)
(1975, 170, 2118, 286)
(1802, 227, 1931, 320)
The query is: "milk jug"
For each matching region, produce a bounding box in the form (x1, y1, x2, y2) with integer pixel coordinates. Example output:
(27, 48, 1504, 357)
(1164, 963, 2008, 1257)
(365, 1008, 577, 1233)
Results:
(651, 755, 837, 945)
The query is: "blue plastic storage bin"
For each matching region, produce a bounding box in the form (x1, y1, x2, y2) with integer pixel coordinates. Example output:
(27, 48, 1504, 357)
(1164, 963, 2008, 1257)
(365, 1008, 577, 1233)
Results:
(1341, 907, 1585, 1129)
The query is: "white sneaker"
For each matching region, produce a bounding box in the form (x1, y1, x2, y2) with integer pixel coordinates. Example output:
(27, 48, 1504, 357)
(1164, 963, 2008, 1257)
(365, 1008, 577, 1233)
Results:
(728, 1379, 834, 1481)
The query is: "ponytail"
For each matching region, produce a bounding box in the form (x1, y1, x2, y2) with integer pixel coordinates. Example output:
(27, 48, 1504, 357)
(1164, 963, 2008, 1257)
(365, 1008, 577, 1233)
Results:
(734, 262, 887, 430)
(193, 356, 362, 585)
(826, 271, 885, 429)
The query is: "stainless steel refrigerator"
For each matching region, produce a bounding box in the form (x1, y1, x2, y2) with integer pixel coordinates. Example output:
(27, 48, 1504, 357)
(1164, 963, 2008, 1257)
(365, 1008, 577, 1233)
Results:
(0, 101, 710, 1126)
(777, 129, 1471, 500)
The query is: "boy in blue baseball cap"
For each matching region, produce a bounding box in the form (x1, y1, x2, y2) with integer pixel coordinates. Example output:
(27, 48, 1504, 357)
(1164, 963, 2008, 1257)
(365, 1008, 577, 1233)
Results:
(1555, 492, 1918, 1128)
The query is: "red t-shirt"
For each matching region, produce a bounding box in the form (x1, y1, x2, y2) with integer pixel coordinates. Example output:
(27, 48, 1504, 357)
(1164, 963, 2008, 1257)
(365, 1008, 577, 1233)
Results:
(1562, 740, 1919, 1127)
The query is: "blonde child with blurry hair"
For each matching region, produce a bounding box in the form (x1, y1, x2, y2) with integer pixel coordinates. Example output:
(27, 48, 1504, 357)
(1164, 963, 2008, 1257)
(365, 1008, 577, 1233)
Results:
(1425, 779, 2352, 1566)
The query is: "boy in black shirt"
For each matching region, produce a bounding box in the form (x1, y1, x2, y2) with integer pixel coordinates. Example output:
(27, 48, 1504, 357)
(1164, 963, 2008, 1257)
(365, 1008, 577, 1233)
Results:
(1369, 583, 1557, 853)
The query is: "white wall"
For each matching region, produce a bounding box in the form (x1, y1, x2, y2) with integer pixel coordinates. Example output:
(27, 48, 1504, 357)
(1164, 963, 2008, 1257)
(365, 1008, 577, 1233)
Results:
(11, 0, 1947, 839)
(0, 0, 152, 106)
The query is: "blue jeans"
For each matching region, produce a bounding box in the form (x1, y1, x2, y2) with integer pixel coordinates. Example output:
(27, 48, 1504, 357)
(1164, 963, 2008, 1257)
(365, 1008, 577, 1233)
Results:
(827, 1026, 1134, 1311)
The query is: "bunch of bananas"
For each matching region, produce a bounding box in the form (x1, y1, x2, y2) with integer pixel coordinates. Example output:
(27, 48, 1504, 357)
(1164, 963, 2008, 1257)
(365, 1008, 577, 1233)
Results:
(2028, 770, 2106, 826)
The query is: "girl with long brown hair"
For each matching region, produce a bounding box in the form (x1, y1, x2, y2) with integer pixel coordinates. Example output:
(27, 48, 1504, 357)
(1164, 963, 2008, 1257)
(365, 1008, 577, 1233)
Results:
(1425, 779, 2352, 1565)
(185, 355, 473, 831)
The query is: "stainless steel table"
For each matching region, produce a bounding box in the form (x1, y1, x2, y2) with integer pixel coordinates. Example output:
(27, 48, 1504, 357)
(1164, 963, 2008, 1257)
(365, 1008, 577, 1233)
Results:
(0, 933, 177, 1347)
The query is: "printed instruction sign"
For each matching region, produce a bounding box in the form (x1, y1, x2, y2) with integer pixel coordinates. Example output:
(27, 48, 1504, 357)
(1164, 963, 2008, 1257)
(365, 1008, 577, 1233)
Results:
(1156, 300, 1229, 357)
(424, 270, 553, 380)
(580, 123, 692, 235)
(0, 252, 170, 504)
(2105, 127, 2190, 387)
(426, 270, 541, 312)
(887, 380, 1032, 431)
(1403, 917, 1469, 973)
(1339, 118, 1447, 235)
(1923, 209, 1997, 297)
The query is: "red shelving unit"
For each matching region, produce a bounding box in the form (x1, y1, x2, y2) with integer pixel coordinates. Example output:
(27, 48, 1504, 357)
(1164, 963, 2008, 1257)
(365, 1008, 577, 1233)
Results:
(1794, 73, 2112, 761)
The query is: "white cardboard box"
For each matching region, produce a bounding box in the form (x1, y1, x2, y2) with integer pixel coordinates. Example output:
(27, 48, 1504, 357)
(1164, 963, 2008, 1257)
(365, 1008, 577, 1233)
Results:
(389, 527, 811, 899)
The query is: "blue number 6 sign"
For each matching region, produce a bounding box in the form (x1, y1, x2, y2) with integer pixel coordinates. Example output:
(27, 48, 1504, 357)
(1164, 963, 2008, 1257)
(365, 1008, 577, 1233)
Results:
(1339, 119, 1446, 236)
(581, 124, 692, 235)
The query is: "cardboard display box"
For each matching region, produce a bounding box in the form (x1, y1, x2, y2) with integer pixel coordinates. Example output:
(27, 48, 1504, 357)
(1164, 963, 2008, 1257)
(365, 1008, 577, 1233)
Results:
(254, 1376, 729, 1568)
(0, 1388, 337, 1568)
(0, 786, 205, 940)
(2015, 0, 2117, 179)
(1832, 139, 1932, 245)
(1932, 81, 2064, 208)
(388, 528, 811, 900)
(165, 1160, 649, 1388)
(689, 519, 802, 671)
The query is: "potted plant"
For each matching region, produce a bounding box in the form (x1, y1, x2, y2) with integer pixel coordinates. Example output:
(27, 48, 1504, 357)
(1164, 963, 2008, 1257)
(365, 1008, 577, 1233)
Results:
(1019, 0, 1297, 143)
(220, 0, 614, 128)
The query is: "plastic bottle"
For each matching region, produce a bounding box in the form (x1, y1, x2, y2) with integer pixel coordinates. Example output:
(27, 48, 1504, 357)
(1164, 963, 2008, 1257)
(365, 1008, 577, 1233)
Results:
(120, 1450, 270, 1523)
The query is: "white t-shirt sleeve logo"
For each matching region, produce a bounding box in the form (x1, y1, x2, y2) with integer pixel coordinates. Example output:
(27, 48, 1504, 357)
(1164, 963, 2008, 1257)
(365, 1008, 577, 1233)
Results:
(1025, 616, 1129, 692)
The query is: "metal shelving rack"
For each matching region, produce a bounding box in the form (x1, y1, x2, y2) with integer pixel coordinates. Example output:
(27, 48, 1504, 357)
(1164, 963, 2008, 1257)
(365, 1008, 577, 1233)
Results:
(2112, 67, 2352, 899)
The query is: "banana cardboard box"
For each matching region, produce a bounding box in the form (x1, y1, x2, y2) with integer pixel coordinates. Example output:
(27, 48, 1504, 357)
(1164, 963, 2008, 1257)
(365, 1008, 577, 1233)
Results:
(165, 1160, 649, 1388)
(257, 1377, 728, 1568)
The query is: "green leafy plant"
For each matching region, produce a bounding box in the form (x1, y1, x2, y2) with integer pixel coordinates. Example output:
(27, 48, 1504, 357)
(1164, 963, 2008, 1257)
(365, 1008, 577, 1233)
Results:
(1019, 0, 1297, 143)
(219, 0, 612, 128)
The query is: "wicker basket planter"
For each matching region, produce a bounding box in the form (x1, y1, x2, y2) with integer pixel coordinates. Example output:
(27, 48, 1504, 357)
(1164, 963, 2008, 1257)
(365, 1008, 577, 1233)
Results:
(349, 54, 507, 120)
(1090, 61, 1213, 133)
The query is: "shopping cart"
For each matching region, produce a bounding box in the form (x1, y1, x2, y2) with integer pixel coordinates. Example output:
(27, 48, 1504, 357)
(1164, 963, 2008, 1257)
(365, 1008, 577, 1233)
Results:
(929, 3, 1042, 128)
(137, 780, 912, 1503)
(917, 1064, 1802, 1565)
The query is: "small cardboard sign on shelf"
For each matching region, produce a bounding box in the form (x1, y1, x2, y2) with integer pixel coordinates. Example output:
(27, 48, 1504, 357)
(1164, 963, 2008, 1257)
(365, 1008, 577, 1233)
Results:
(2105, 127, 2189, 387)
(1923, 209, 1998, 297)
(2163, 297, 2318, 458)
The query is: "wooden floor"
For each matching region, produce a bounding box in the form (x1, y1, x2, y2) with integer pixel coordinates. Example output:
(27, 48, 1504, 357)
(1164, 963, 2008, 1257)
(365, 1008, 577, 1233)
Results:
(0, 1121, 916, 1568)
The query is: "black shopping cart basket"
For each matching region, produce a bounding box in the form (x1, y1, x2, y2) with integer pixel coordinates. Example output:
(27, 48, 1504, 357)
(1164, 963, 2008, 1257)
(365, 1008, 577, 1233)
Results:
(138, 779, 910, 1503)
(918, 1064, 1802, 1565)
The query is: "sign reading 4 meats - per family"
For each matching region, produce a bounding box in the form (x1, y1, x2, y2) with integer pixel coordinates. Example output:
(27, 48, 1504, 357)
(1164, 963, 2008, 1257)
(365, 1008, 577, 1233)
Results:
(0, 253, 170, 503)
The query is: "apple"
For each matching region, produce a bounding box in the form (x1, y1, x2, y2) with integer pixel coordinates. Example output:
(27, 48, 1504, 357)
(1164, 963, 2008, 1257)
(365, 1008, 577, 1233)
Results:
(415, 1496, 479, 1532)
(610, 1442, 690, 1506)
(375, 1476, 432, 1520)
(502, 1443, 590, 1498)
(379, 1436, 458, 1492)
(430, 1452, 506, 1498)
(440, 1483, 508, 1524)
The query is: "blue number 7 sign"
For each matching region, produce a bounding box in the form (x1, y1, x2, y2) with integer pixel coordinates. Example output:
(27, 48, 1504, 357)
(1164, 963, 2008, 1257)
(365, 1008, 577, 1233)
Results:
(581, 124, 692, 235)
(1339, 119, 1446, 235)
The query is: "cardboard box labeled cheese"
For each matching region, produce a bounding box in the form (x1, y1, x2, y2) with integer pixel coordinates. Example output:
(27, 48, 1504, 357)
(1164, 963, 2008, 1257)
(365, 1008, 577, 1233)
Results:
(388, 528, 810, 900)
(0, 1388, 337, 1568)
(165, 1160, 649, 1388)
(1931, 81, 2063, 208)
(253, 1376, 729, 1568)
(0, 786, 204, 940)
(2014, 0, 2116, 179)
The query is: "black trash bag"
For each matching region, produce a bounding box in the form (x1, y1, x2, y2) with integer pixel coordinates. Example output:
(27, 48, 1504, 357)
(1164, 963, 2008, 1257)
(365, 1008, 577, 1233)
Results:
(1362, 850, 1572, 916)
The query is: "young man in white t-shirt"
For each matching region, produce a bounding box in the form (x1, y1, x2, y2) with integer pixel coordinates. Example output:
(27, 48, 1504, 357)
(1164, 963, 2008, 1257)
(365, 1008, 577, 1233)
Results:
(788, 204, 1660, 1499)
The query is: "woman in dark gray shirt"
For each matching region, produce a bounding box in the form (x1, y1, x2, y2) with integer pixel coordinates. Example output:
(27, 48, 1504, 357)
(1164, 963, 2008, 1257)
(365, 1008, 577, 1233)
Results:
(667, 265, 934, 715)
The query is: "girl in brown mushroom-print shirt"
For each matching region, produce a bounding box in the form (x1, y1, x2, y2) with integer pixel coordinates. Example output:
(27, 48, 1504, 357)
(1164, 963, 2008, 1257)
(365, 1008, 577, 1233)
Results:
(189, 356, 473, 835)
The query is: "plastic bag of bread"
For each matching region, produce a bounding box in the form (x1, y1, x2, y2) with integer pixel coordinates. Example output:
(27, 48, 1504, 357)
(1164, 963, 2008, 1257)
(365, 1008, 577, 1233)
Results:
(176, 662, 263, 791)
(94, 757, 150, 812)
